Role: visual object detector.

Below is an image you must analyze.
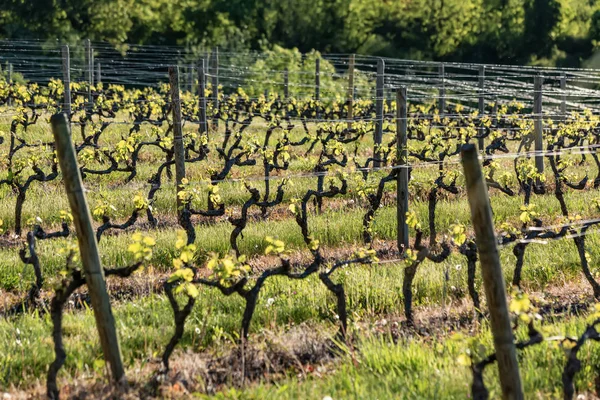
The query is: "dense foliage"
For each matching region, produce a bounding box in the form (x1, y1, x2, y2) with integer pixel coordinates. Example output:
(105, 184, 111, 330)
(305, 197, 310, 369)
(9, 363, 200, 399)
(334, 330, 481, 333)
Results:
(2, 0, 600, 67)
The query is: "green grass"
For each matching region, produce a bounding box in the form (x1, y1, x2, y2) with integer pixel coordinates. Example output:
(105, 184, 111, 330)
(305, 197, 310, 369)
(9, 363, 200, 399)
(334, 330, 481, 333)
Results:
(2, 111, 600, 397)
(204, 314, 600, 399)
(2, 175, 598, 294)
(2, 285, 600, 398)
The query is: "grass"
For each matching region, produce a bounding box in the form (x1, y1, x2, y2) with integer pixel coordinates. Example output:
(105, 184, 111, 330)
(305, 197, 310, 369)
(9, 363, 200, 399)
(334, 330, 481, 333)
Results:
(204, 313, 600, 400)
(2, 111, 600, 397)
(3, 288, 600, 398)
(0, 237, 596, 392)
(1, 176, 598, 294)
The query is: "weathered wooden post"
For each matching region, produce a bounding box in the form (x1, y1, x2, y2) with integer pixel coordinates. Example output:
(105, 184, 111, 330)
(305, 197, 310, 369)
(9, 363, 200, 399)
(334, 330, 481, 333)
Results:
(534, 75, 544, 186)
(61, 45, 71, 119)
(438, 63, 446, 117)
(188, 63, 194, 93)
(211, 48, 219, 130)
(168, 66, 187, 224)
(283, 68, 289, 99)
(315, 57, 321, 102)
(560, 73, 567, 117)
(315, 57, 321, 119)
(90, 45, 94, 87)
(374, 58, 385, 168)
(51, 113, 125, 382)
(397, 87, 409, 253)
(198, 58, 208, 135)
(461, 144, 524, 400)
(7, 63, 12, 106)
(492, 95, 498, 120)
(85, 39, 93, 111)
(96, 62, 101, 86)
(478, 65, 486, 151)
(347, 54, 355, 130)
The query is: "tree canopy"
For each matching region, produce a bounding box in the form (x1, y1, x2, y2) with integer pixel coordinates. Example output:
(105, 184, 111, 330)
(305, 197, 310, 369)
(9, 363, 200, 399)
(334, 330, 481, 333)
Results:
(2, 0, 600, 67)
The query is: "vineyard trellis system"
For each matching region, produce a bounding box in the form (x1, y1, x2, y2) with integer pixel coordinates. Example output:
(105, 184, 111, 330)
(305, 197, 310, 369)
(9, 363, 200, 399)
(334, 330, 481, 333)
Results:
(3, 39, 600, 399)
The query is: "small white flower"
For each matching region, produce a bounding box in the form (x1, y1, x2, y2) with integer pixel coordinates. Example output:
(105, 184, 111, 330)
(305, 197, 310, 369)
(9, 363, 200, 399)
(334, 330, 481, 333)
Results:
(15, 339, 22, 347)
(15, 328, 20, 336)
(323, 396, 333, 400)
(266, 297, 275, 307)
(195, 327, 201, 335)
(455, 264, 462, 271)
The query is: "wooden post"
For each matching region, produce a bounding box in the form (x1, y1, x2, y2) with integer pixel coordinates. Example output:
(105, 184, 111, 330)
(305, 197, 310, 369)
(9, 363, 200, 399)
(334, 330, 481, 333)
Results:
(438, 63, 446, 117)
(478, 65, 486, 151)
(560, 73, 566, 117)
(61, 45, 71, 119)
(283, 68, 289, 99)
(211, 48, 219, 130)
(96, 62, 101, 86)
(90, 43, 94, 87)
(461, 143, 524, 400)
(492, 95, 498, 117)
(85, 39, 93, 111)
(169, 67, 187, 224)
(315, 57, 320, 102)
(198, 59, 208, 135)
(374, 58, 385, 168)
(315, 57, 321, 119)
(7, 63, 12, 106)
(188, 63, 194, 93)
(50, 113, 125, 382)
(492, 95, 498, 126)
(533, 75, 544, 181)
(397, 87, 409, 253)
(347, 54, 355, 130)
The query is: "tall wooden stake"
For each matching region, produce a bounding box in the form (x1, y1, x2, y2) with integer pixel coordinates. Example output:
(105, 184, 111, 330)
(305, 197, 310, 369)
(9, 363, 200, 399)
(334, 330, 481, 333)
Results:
(397, 87, 409, 253)
(438, 63, 446, 117)
(90, 45, 94, 87)
(492, 95, 498, 121)
(315, 57, 321, 119)
(461, 144, 523, 400)
(96, 62, 102, 86)
(347, 54, 355, 130)
(85, 39, 93, 111)
(211, 48, 219, 130)
(7, 63, 12, 106)
(533, 75, 544, 183)
(283, 68, 289, 99)
(169, 67, 187, 224)
(198, 58, 208, 135)
(51, 113, 125, 382)
(315, 57, 321, 102)
(478, 65, 486, 151)
(560, 73, 567, 118)
(61, 45, 71, 119)
(374, 58, 385, 168)
(188, 63, 194, 93)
